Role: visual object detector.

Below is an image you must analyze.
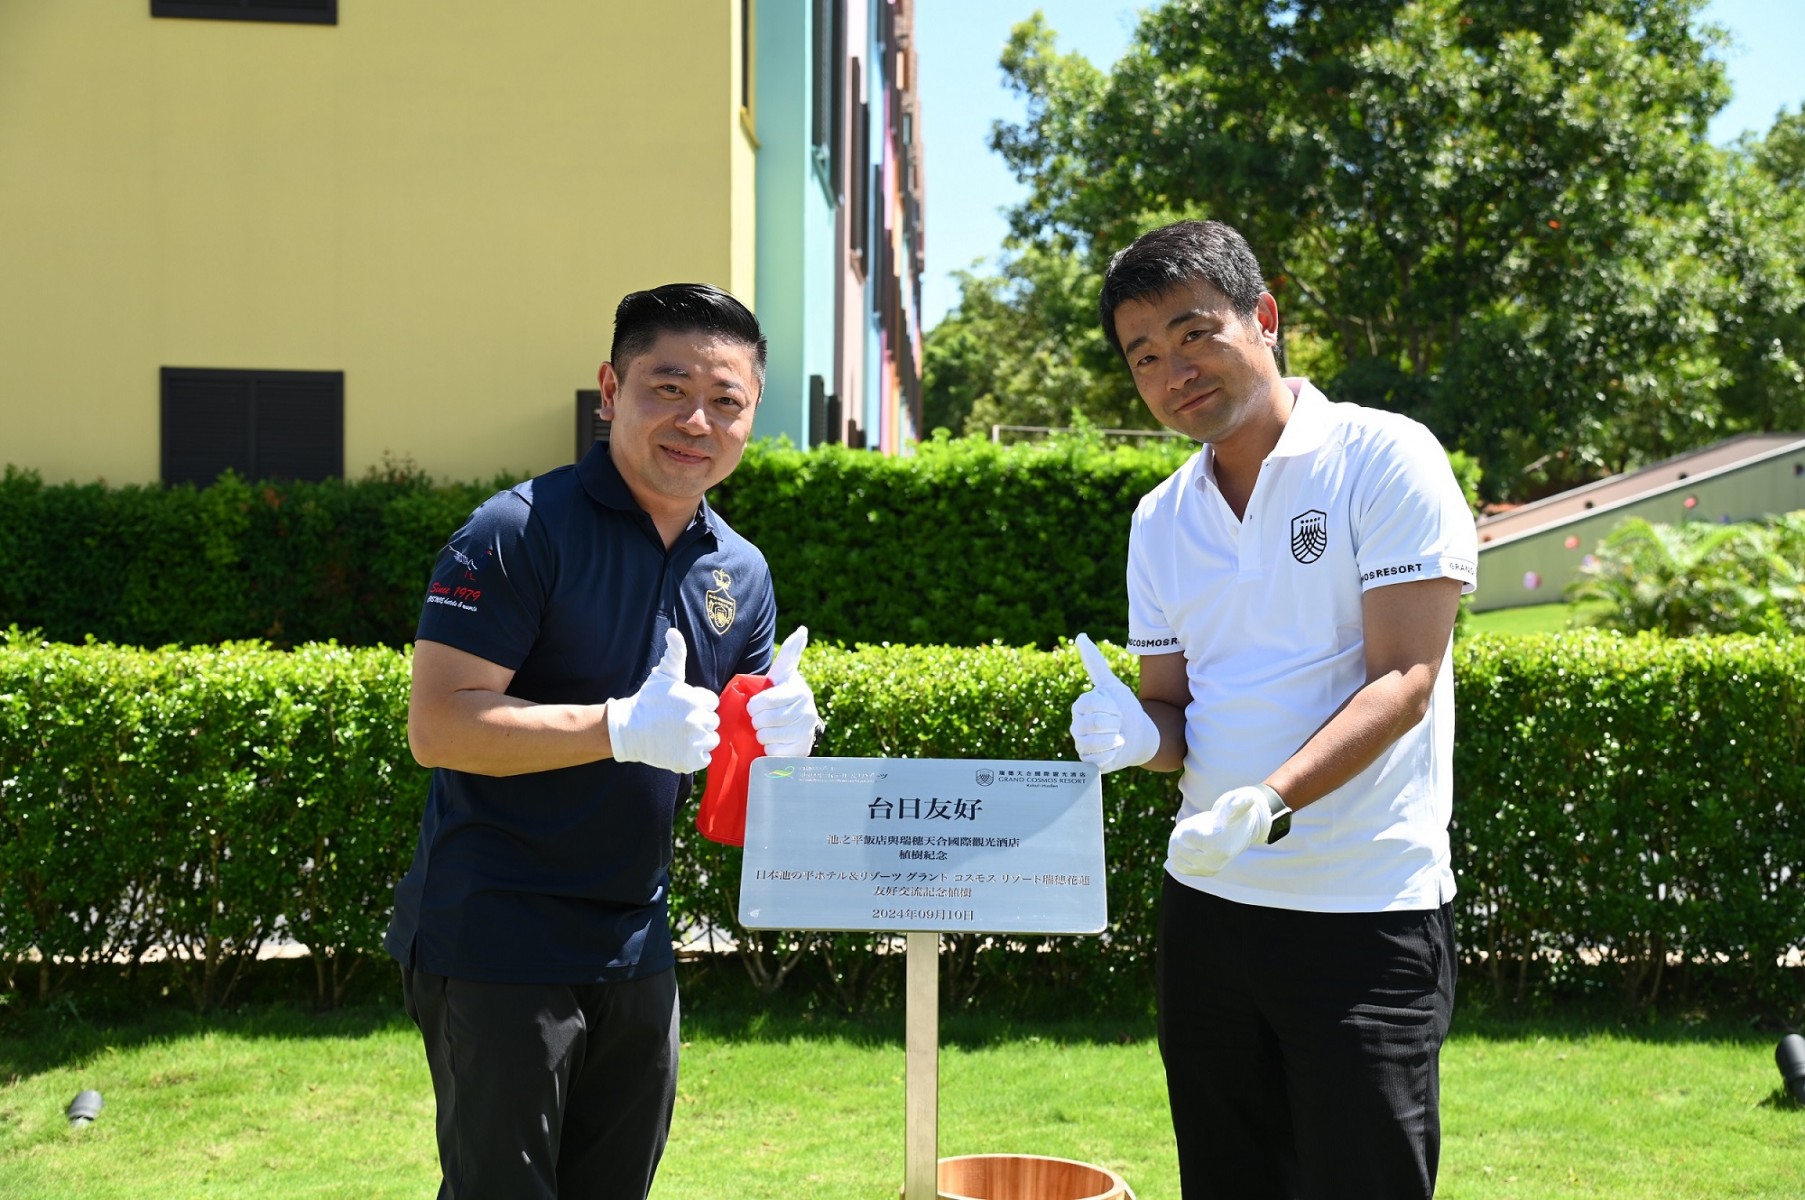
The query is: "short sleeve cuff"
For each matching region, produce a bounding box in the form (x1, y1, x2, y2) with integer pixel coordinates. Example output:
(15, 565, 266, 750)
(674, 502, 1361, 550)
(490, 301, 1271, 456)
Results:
(1358, 554, 1477, 595)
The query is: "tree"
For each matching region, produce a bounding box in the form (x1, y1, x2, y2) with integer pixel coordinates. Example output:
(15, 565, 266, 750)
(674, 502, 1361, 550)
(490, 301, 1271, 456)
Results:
(921, 245, 1143, 436)
(969, 0, 1778, 499)
(1704, 109, 1805, 436)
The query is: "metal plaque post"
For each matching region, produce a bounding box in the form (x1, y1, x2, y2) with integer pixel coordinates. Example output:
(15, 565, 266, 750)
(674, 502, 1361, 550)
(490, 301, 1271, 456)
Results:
(904, 931, 939, 1200)
(737, 757, 1106, 1198)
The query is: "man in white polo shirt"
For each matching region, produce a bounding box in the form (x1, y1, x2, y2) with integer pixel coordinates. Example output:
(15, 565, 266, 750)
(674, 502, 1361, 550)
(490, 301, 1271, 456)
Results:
(1070, 219, 1477, 1199)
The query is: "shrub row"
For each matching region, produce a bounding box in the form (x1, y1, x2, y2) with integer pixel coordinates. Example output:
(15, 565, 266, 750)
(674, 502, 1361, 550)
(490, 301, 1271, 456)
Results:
(1454, 632, 1804, 1007)
(0, 439, 1477, 651)
(712, 436, 1191, 649)
(7, 630, 1793, 1013)
(0, 638, 413, 1010)
(0, 464, 501, 651)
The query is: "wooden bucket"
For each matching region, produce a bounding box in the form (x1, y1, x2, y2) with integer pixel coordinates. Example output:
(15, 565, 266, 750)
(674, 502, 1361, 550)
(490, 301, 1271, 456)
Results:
(934, 1153, 1131, 1200)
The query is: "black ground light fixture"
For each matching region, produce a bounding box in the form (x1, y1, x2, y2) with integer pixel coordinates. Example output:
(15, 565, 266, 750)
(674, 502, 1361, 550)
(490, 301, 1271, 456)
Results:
(66, 1090, 102, 1127)
(1779, 1035, 1805, 1105)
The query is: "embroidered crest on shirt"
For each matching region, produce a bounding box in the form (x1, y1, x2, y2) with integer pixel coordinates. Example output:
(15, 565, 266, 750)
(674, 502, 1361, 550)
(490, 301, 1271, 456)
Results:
(1290, 509, 1328, 564)
(705, 568, 737, 634)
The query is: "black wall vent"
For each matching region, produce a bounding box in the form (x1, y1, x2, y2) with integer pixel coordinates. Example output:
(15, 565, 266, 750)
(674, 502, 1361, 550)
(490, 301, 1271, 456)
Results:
(152, 1, 337, 25)
(161, 367, 343, 486)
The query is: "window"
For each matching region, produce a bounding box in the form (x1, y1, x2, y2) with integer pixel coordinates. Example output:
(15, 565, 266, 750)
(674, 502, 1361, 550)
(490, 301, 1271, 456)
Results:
(807, 374, 843, 447)
(811, 0, 845, 199)
(829, 2, 845, 197)
(739, 0, 756, 129)
(576, 389, 610, 458)
(848, 59, 870, 275)
(152, 0, 337, 23)
(161, 368, 343, 486)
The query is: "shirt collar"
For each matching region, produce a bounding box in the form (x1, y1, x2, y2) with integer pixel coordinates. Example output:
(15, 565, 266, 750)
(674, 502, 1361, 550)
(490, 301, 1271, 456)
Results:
(1267, 378, 1334, 459)
(576, 442, 719, 535)
(1193, 377, 1334, 490)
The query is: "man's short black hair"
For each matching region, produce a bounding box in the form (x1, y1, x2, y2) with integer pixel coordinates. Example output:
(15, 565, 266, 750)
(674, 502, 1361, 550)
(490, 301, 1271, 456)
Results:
(1098, 220, 1268, 357)
(611, 283, 768, 385)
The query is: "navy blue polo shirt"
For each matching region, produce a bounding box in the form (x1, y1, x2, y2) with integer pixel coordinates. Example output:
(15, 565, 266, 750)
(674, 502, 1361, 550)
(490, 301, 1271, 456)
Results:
(384, 443, 775, 984)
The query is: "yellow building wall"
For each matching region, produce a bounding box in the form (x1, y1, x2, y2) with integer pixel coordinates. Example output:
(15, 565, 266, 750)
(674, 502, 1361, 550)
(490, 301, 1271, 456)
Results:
(731, 0, 759, 304)
(0, 1, 754, 485)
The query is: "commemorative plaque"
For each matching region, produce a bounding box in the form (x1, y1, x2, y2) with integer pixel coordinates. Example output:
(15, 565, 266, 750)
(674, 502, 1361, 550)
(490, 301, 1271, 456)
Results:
(737, 757, 1106, 935)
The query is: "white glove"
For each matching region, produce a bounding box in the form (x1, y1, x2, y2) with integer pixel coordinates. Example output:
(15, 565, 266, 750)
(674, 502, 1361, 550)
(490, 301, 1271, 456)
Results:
(606, 628, 721, 772)
(1167, 785, 1279, 876)
(1068, 633, 1160, 772)
(746, 626, 822, 757)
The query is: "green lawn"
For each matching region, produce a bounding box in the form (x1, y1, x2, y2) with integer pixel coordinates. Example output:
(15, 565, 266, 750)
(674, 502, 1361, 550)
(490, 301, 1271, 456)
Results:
(1464, 600, 1612, 638)
(2, 994, 1800, 1198)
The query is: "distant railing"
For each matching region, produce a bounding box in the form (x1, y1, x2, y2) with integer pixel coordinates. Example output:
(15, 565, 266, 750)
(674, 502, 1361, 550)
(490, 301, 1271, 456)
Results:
(989, 424, 1190, 445)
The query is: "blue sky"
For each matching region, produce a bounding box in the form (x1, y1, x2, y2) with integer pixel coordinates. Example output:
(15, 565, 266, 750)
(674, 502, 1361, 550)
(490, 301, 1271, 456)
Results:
(913, 0, 1805, 331)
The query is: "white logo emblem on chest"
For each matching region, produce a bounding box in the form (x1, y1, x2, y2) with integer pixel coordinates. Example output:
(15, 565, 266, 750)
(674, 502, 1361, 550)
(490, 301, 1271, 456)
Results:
(1290, 510, 1328, 564)
(705, 568, 736, 634)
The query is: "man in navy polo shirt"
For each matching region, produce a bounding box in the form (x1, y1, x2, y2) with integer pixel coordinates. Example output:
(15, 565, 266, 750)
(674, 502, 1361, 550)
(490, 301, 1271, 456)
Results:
(386, 283, 822, 1200)
(1069, 221, 1477, 1198)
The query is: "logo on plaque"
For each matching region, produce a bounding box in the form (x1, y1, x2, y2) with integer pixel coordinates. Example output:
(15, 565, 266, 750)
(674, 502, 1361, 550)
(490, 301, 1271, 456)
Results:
(975, 769, 995, 786)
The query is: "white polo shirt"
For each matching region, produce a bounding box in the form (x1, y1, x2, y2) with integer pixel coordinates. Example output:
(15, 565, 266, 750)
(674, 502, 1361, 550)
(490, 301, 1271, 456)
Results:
(1126, 379, 1478, 912)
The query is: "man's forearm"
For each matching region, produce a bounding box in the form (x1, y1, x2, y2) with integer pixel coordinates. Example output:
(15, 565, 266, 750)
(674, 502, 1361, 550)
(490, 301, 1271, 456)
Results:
(409, 690, 616, 777)
(1142, 699, 1190, 772)
(1264, 666, 1435, 809)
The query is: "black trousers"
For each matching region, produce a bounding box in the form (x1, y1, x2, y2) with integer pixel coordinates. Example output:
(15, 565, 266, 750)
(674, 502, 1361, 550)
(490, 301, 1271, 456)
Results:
(402, 966, 680, 1200)
(1156, 876, 1456, 1200)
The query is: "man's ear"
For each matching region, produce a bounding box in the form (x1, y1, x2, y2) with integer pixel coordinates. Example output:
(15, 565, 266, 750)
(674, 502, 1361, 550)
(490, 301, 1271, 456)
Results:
(1255, 292, 1281, 348)
(597, 361, 620, 420)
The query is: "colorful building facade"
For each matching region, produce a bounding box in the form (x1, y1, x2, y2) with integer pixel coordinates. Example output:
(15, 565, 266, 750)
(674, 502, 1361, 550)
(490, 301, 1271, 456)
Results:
(754, 0, 925, 454)
(0, 0, 924, 486)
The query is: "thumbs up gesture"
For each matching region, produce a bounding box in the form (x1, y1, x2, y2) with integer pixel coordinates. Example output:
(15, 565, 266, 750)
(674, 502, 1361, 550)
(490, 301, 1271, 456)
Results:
(746, 626, 823, 757)
(606, 628, 722, 772)
(1069, 633, 1160, 773)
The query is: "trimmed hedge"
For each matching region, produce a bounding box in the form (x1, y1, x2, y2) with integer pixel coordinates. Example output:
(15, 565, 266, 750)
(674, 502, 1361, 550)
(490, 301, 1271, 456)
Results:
(1, 438, 1477, 651)
(6, 631, 1795, 1013)
(709, 436, 1192, 648)
(1454, 632, 1805, 1006)
(0, 464, 502, 650)
(0, 638, 413, 1009)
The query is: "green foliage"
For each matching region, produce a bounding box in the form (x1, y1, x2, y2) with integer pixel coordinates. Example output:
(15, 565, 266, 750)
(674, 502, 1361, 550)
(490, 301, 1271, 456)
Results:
(1455, 631, 1804, 1009)
(1565, 511, 1805, 636)
(0, 634, 420, 1009)
(921, 248, 1138, 436)
(1702, 113, 1805, 436)
(4, 632, 1801, 1015)
(709, 436, 1193, 648)
(3, 436, 1486, 652)
(3, 444, 1193, 651)
(948, 0, 1805, 503)
(0, 463, 504, 650)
